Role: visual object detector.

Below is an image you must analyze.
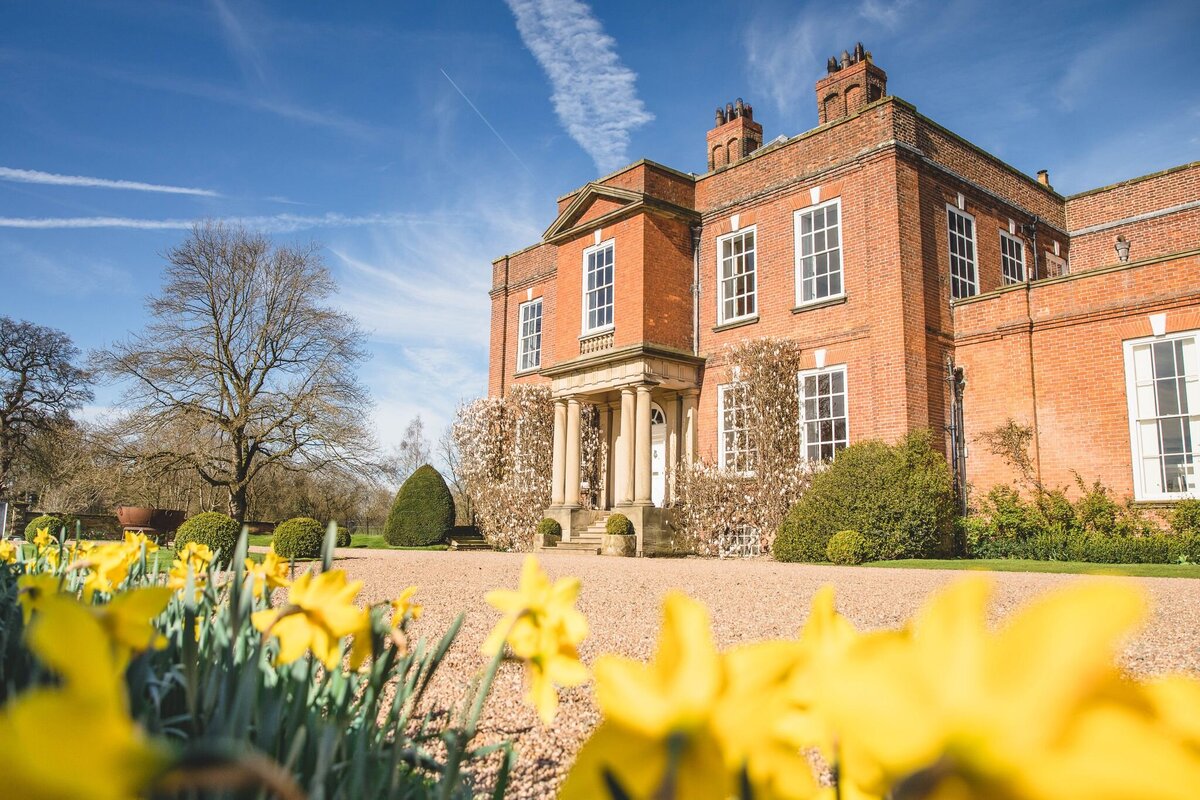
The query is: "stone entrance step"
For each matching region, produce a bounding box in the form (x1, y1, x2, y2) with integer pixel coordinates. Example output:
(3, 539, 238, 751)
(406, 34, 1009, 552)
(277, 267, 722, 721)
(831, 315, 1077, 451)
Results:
(447, 527, 491, 551)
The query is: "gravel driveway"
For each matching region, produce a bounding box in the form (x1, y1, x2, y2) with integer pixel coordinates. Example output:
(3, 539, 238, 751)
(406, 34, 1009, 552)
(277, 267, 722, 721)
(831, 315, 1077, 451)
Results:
(337, 549, 1200, 798)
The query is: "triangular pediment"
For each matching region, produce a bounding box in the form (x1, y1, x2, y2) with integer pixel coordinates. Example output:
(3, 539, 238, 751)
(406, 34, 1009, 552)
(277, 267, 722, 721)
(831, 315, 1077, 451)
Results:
(543, 183, 644, 242)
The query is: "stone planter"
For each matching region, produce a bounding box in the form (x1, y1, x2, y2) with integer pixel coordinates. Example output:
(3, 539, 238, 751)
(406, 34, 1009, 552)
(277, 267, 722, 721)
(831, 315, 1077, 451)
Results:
(601, 533, 636, 557)
(116, 506, 155, 529)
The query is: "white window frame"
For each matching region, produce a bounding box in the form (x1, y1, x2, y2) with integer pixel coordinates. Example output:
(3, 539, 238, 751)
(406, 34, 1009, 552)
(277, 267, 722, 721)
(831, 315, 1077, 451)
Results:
(1123, 330, 1200, 501)
(946, 204, 978, 299)
(999, 230, 1026, 285)
(794, 197, 845, 307)
(717, 382, 756, 476)
(516, 297, 543, 373)
(581, 238, 615, 335)
(798, 364, 850, 461)
(716, 226, 758, 325)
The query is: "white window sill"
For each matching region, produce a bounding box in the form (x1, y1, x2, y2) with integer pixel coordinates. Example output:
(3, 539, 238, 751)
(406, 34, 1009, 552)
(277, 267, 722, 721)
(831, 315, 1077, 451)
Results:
(792, 293, 847, 314)
(580, 325, 614, 339)
(713, 314, 759, 332)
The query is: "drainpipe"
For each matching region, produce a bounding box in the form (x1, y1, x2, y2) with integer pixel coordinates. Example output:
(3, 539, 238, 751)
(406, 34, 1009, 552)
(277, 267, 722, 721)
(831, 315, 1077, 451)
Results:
(690, 224, 702, 356)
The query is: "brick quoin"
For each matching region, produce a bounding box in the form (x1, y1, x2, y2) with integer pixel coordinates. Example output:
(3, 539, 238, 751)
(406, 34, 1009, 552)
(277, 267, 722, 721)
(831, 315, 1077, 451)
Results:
(487, 44, 1200, 508)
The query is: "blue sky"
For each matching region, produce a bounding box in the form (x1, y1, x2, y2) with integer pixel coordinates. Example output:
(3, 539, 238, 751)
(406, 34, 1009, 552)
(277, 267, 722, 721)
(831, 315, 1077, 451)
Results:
(2, 0, 1198, 451)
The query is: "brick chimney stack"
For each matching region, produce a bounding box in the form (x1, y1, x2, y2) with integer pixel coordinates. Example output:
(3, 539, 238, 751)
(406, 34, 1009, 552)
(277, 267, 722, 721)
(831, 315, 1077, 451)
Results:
(707, 98, 763, 172)
(815, 42, 887, 125)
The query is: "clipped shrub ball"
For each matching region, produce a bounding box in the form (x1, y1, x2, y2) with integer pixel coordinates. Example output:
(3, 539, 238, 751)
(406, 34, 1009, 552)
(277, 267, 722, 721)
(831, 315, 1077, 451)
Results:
(536, 518, 562, 539)
(174, 511, 240, 565)
(775, 430, 956, 563)
(273, 517, 325, 560)
(384, 464, 455, 547)
(605, 513, 634, 536)
(336, 527, 352, 548)
(826, 530, 869, 565)
(24, 514, 64, 542)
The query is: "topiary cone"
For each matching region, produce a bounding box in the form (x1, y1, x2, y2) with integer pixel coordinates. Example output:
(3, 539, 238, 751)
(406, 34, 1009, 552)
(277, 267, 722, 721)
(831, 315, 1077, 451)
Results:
(384, 465, 455, 547)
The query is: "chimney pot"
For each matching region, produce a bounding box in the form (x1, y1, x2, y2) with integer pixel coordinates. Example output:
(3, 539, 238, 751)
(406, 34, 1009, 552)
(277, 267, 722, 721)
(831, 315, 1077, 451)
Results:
(841, 50, 851, 68)
(1037, 169, 1051, 187)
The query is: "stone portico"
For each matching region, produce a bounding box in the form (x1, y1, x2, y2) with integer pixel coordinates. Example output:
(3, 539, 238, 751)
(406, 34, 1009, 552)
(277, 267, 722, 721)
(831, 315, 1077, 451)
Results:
(541, 343, 704, 555)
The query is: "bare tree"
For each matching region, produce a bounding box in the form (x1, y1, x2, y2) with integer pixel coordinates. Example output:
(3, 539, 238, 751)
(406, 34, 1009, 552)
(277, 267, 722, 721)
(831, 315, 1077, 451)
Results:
(438, 424, 471, 524)
(0, 317, 93, 500)
(96, 222, 372, 522)
(381, 416, 431, 486)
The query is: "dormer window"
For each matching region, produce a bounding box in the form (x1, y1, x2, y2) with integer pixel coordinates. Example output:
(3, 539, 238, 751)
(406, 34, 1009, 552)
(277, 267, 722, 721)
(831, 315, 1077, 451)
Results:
(583, 239, 614, 334)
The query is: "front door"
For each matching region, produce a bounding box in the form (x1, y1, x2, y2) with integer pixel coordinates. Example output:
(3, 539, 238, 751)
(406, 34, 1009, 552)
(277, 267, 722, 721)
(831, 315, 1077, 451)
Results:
(650, 404, 666, 506)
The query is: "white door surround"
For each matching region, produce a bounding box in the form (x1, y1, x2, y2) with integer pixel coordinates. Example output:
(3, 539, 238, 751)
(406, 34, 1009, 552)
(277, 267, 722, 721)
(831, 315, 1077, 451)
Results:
(650, 403, 666, 506)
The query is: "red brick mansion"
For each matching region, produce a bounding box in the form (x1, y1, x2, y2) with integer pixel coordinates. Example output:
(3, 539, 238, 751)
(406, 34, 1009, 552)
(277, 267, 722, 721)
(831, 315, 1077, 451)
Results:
(488, 45, 1200, 554)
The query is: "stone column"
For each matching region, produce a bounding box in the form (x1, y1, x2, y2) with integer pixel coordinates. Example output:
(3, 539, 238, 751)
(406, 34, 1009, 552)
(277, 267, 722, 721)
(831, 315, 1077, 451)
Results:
(550, 399, 567, 507)
(618, 387, 636, 506)
(634, 385, 653, 506)
(663, 393, 679, 502)
(681, 389, 699, 465)
(597, 403, 611, 510)
(564, 397, 582, 508)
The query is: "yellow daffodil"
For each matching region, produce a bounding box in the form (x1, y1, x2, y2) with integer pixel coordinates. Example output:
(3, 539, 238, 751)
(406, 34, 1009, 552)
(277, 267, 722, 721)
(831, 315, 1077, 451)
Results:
(32, 526, 53, 549)
(78, 541, 140, 600)
(823, 577, 1200, 800)
(563, 591, 731, 800)
(95, 586, 174, 661)
(244, 546, 291, 599)
(0, 593, 171, 799)
(390, 586, 423, 627)
(483, 555, 588, 725)
(0, 539, 17, 564)
(123, 530, 160, 554)
(167, 542, 214, 596)
(17, 573, 62, 623)
(251, 569, 368, 670)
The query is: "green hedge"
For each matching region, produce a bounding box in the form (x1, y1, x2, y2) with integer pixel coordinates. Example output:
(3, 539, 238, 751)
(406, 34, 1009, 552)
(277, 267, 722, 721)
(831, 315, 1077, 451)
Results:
(536, 518, 562, 539)
(273, 517, 325, 560)
(826, 530, 868, 565)
(24, 514, 64, 542)
(1173, 499, 1200, 538)
(774, 431, 955, 563)
(336, 527, 352, 548)
(605, 513, 634, 536)
(964, 481, 1198, 565)
(175, 512, 240, 565)
(384, 465, 455, 547)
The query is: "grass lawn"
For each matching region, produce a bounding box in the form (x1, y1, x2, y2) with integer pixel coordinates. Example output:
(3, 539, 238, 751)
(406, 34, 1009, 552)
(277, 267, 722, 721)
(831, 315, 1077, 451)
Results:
(246, 532, 448, 551)
(864, 558, 1200, 579)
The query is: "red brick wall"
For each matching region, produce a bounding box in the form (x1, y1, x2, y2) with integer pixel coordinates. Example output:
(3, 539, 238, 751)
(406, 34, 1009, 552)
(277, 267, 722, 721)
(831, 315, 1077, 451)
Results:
(954, 253, 1200, 501)
(488, 243, 555, 397)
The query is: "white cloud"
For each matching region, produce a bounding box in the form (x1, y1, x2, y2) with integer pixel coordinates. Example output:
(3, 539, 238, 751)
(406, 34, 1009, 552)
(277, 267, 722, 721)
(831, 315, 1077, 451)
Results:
(209, 0, 267, 83)
(328, 198, 543, 450)
(744, 0, 915, 126)
(0, 211, 455, 232)
(504, 0, 653, 173)
(0, 166, 220, 196)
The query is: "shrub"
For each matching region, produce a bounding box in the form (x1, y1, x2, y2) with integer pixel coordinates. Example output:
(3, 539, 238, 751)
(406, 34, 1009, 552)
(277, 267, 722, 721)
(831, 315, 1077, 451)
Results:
(174, 511, 240, 564)
(273, 517, 325, 560)
(336, 527, 352, 548)
(23, 514, 64, 542)
(384, 465, 455, 547)
(826, 530, 869, 565)
(536, 518, 562, 539)
(1172, 499, 1200, 537)
(605, 513, 634, 537)
(965, 478, 1180, 562)
(774, 431, 955, 563)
